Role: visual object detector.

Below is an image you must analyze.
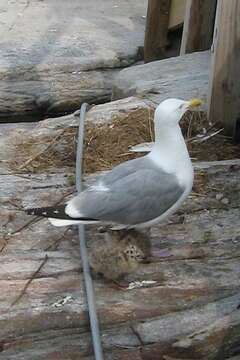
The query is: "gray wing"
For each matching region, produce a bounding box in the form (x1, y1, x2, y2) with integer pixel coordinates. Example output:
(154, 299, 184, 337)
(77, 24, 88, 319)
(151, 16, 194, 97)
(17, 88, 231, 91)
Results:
(69, 168, 184, 226)
(99, 156, 151, 186)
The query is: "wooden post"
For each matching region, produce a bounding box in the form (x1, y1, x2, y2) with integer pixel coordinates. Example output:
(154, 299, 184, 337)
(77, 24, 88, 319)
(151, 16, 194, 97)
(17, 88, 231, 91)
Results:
(169, 0, 187, 30)
(144, 0, 171, 63)
(180, 0, 217, 55)
(208, 0, 240, 141)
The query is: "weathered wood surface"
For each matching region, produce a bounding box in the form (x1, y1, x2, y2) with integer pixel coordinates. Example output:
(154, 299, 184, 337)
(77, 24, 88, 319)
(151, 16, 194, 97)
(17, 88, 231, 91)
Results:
(208, 0, 240, 140)
(112, 50, 210, 109)
(144, 0, 171, 62)
(1, 160, 240, 359)
(169, 0, 187, 29)
(180, 0, 216, 55)
(0, 0, 147, 119)
(1, 104, 240, 358)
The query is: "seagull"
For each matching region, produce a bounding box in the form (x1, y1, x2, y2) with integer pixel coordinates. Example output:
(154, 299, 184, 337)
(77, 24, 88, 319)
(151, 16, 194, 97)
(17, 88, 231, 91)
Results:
(26, 98, 202, 229)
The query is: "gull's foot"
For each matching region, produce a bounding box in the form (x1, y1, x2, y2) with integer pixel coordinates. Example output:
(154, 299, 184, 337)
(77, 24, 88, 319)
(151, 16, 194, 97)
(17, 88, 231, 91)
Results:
(111, 280, 130, 290)
(97, 225, 111, 233)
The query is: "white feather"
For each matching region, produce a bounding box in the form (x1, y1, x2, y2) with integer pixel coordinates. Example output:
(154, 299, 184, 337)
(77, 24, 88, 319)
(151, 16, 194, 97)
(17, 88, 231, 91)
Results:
(65, 182, 109, 218)
(65, 202, 82, 218)
(48, 218, 98, 227)
(129, 142, 153, 153)
(91, 182, 109, 192)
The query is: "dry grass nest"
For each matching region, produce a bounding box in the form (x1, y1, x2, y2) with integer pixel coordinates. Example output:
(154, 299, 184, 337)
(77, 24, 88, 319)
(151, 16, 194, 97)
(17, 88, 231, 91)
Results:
(11, 108, 240, 177)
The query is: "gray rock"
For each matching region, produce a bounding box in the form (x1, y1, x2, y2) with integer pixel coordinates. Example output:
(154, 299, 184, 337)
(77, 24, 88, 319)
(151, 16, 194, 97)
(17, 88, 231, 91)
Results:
(112, 50, 210, 109)
(221, 197, 230, 205)
(0, 0, 147, 118)
(216, 193, 224, 201)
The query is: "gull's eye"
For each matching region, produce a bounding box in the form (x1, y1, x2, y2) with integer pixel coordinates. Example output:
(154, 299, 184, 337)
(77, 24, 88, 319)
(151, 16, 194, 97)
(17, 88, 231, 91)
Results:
(179, 104, 185, 110)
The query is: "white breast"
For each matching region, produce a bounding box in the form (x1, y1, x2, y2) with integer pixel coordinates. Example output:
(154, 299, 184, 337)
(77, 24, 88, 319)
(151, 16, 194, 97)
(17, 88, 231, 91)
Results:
(138, 126, 194, 229)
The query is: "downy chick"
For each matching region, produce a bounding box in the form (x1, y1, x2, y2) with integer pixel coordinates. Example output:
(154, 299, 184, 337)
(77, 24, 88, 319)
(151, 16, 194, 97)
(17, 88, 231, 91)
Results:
(88, 229, 151, 283)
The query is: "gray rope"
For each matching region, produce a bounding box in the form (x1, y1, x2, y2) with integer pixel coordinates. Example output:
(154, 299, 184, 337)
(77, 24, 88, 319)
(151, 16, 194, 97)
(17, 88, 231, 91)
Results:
(76, 103, 104, 360)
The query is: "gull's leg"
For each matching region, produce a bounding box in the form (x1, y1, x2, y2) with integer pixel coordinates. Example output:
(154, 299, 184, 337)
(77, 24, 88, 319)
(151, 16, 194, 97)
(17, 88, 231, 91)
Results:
(97, 225, 112, 233)
(111, 279, 130, 290)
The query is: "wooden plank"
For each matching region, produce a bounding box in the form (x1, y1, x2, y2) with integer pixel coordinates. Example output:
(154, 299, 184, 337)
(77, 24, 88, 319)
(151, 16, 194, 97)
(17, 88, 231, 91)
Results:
(144, 0, 171, 63)
(168, 0, 187, 29)
(0, 162, 240, 359)
(208, 0, 240, 141)
(1, 104, 240, 359)
(180, 0, 217, 55)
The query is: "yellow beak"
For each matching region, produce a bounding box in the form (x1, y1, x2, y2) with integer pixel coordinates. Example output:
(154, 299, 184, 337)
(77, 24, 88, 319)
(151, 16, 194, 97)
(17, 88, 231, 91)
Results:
(188, 98, 203, 108)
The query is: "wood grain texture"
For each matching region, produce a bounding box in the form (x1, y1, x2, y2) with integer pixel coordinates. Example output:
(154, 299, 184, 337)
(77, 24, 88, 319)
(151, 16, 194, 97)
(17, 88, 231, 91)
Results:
(180, 0, 217, 55)
(0, 161, 240, 359)
(144, 0, 171, 63)
(169, 0, 187, 29)
(208, 0, 240, 140)
(1, 109, 240, 358)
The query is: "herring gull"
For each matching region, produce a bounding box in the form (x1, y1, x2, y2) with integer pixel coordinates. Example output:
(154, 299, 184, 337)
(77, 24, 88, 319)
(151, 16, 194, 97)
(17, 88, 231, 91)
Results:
(26, 98, 202, 228)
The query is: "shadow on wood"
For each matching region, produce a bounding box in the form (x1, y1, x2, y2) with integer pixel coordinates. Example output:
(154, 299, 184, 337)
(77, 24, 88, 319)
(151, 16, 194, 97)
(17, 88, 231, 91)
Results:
(208, 0, 240, 141)
(180, 0, 217, 55)
(144, 0, 171, 62)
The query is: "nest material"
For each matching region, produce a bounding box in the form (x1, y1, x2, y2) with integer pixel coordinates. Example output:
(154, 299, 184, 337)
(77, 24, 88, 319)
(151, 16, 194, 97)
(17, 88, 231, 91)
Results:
(11, 129, 77, 173)
(83, 107, 154, 173)
(11, 109, 240, 175)
(11, 106, 154, 173)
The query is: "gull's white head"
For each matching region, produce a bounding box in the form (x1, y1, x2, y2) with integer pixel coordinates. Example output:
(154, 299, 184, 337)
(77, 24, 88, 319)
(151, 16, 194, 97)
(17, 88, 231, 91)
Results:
(154, 98, 202, 128)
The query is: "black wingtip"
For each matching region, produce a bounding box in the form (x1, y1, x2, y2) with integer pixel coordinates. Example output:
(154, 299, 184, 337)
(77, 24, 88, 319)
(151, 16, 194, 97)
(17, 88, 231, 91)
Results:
(25, 205, 67, 218)
(25, 208, 39, 216)
(25, 206, 98, 222)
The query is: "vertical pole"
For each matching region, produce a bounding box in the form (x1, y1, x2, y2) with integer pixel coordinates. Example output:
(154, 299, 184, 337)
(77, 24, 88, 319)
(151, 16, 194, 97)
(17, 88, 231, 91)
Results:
(208, 0, 240, 141)
(77, 104, 104, 360)
(144, 0, 171, 63)
(180, 0, 217, 55)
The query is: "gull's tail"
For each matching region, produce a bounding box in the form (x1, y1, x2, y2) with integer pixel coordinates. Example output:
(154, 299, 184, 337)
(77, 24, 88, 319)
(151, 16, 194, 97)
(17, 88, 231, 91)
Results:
(25, 206, 98, 227)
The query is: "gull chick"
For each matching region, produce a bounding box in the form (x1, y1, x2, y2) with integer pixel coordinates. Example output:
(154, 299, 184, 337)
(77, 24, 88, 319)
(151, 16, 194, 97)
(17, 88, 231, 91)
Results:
(88, 229, 151, 284)
(25, 98, 202, 229)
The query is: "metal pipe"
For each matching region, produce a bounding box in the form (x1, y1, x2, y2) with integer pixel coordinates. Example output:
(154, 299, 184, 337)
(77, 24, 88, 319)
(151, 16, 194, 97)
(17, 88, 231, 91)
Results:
(76, 103, 104, 360)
